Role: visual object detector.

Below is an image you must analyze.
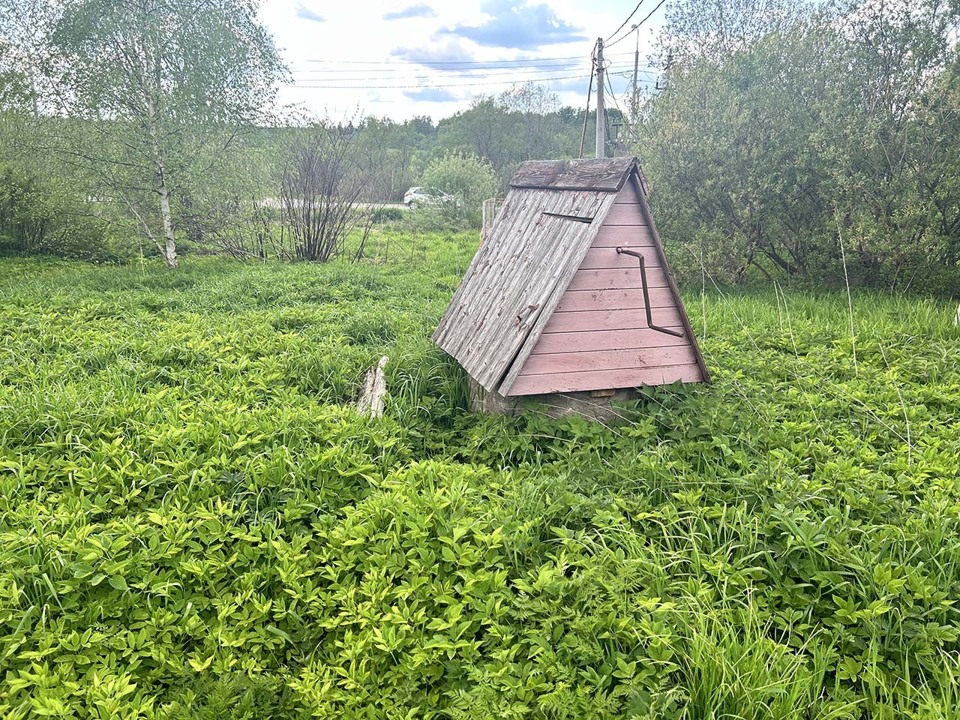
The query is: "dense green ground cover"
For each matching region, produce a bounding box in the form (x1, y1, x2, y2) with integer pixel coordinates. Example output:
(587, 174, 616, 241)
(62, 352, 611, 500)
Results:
(1, 234, 959, 719)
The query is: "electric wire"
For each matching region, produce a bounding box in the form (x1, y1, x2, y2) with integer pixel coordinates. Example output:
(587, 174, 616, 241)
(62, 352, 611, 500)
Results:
(578, 57, 596, 159)
(302, 52, 640, 67)
(285, 73, 589, 90)
(604, 69, 637, 143)
(291, 61, 585, 75)
(286, 67, 642, 85)
(605, 0, 668, 49)
(605, 0, 646, 44)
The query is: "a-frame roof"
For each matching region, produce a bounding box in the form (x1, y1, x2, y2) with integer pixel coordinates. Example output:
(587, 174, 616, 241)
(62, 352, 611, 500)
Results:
(433, 157, 705, 396)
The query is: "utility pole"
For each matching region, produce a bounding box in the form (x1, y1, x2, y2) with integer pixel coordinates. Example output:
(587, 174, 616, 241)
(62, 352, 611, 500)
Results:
(631, 24, 640, 123)
(595, 37, 605, 159)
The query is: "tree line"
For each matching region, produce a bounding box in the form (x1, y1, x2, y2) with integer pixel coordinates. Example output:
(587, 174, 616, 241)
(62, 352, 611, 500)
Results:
(0, 0, 607, 268)
(1, 0, 958, 294)
(641, 0, 960, 293)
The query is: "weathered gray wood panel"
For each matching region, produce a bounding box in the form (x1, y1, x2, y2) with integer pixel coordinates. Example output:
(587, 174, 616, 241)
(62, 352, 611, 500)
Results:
(510, 157, 637, 192)
(433, 186, 617, 392)
(507, 180, 707, 397)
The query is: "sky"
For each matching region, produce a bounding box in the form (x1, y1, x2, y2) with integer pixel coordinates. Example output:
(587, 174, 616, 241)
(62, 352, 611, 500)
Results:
(258, 0, 668, 122)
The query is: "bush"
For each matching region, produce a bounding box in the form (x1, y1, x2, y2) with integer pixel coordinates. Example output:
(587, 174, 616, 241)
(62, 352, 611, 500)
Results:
(370, 206, 404, 224)
(0, 165, 121, 262)
(421, 152, 500, 228)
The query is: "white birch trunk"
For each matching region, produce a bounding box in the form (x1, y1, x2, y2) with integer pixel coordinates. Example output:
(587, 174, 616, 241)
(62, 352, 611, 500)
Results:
(143, 63, 178, 269)
(157, 162, 177, 269)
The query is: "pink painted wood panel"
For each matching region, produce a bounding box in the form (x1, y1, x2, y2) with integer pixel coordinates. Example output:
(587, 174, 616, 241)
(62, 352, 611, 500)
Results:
(532, 327, 688, 354)
(520, 345, 699, 376)
(579, 246, 663, 270)
(504, 181, 706, 395)
(555, 287, 677, 312)
(508, 364, 704, 396)
(565, 266, 671, 291)
(603, 203, 646, 226)
(591, 226, 653, 248)
(543, 306, 685, 334)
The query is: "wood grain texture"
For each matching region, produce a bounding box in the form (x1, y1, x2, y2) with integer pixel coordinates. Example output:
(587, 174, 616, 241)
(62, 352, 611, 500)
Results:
(555, 287, 676, 312)
(591, 227, 652, 247)
(511, 157, 637, 192)
(532, 327, 689, 354)
(508, 364, 704, 396)
(433, 187, 616, 392)
(579, 246, 663, 270)
(603, 203, 646, 226)
(543, 306, 685, 333)
(565, 266, 671, 291)
(520, 345, 699, 375)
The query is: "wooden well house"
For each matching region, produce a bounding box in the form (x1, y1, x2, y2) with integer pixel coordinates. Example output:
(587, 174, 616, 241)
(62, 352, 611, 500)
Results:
(433, 157, 709, 417)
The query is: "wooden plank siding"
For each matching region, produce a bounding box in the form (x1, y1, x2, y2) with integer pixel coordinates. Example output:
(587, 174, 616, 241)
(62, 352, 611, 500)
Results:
(433, 157, 710, 401)
(433, 186, 617, 392)
(565, 267, 671, 291)
(531, 327, 689, 355)
(510, 365, 703, 396)
(555, 287, 676, 312)
(508, 179, 704, 396)
(510, 157, 636, 192)
(521, 345, 699, 375)
(541, 306, 686, 333)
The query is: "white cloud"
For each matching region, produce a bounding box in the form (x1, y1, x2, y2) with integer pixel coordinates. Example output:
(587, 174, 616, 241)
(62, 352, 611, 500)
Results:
(260, 0, 667, 121)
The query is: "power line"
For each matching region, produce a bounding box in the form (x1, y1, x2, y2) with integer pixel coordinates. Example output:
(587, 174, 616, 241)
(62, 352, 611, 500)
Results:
(289, 64, 595, 78)
(605, 0, 646, 44)
(302, 52, 640, 68)
(605, 70, 638, 145)
(291, 61, 585, 75)
(606, 0, 669, 49)
(290, 62, 652, 75)
(287, 65, 647, 84)
(578, 57, 596, 159)
(285, 73, 588, 90)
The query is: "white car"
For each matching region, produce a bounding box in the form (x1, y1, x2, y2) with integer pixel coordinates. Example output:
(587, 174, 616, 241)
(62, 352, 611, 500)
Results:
(403, 186, 456, 208)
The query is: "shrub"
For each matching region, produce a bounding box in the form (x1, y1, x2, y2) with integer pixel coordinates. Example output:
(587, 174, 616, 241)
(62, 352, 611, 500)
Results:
(0, 164, 121, 262)
(421, 152, 500, 228)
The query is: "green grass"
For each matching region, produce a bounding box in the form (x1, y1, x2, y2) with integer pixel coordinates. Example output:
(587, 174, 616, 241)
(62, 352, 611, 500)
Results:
(0, 234, 959, 719)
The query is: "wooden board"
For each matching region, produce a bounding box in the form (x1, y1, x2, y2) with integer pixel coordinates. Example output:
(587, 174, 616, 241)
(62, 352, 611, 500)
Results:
(555, 287, 676, 312)
(565, 266, 671, 291)
(509, 364, 704, 396)
(511, 157, 636, 192)
(591, 227, 652, 248)
(543, 306, 685, 333)
(603, 203, 647, 226)
(520, 345, 699, 375)
(578, 246, 663, 270)
(532, 327, 689, 355)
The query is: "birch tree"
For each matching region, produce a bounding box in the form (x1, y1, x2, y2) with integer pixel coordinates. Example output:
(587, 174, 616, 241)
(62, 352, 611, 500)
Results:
(32, 0, 285, 268)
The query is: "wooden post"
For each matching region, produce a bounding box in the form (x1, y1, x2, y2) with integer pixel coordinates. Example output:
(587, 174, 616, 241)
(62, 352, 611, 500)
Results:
(632, 26, 640, 123)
